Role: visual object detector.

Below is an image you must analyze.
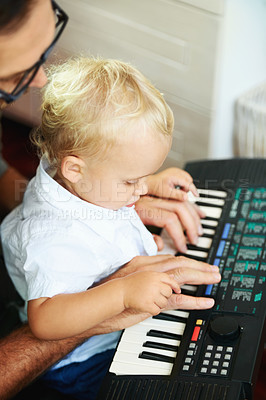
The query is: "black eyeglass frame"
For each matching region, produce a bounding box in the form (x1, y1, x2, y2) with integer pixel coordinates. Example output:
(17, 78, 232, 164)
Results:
(0, 0, 68, 104)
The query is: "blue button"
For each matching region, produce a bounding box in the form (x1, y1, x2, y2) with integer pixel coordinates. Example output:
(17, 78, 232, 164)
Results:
(205, 284, 213, 295)
(222, 223, 231, 239)
(213, 258, 220, 266)
(216, 240, 226, 257)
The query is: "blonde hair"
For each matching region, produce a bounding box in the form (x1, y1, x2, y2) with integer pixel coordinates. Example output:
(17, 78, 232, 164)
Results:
(32, 56, 174, 168)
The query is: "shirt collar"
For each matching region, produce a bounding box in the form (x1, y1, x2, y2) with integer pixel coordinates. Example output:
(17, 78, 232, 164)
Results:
(24, 157, 138, 242)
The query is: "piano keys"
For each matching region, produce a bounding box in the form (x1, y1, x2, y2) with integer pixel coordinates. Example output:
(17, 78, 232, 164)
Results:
(109, 187, 227, 378)
(110, 310, 189, 376)
(159, 187, 227, 262)
(97, 159, 266, 400)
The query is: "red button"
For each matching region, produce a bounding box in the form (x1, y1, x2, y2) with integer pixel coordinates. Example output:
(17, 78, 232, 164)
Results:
(191, 326, 201, 341)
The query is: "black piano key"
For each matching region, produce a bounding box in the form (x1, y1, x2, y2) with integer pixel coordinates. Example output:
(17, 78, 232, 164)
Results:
(186, 243, 208, 252)
(143, 340, 178, 352)
(201, 222, 217, 230)
(181, 286, 197, 296)
(202, 232, 215, 239)
(196, 192, 225, 200)
(139, 351, 175, 364)
(153, 312, 187, 324)
(203, 215, 219, 222)
(147, 329, 182, 341)
(195, 200, 223, 209)
(187, 244, 210, 252)
(176, 252, 207, 262)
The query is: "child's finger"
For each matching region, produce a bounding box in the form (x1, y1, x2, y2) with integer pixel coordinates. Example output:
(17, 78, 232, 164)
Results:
(159, 284, 173, 299)
(163, 273, 181, 294)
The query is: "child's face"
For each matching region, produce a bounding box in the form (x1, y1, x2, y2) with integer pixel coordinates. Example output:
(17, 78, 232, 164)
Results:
(76, 130, 171, 210)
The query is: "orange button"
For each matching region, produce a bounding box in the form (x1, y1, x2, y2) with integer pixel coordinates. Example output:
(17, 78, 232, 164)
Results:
(191, 326, 201, 341)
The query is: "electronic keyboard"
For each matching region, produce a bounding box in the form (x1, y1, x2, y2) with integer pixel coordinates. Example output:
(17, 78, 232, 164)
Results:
(97, 158, 266, 400)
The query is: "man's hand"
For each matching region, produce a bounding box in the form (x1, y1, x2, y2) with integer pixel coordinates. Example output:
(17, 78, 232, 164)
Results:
(135, 196, 205, 253)
(107, 254, 221, 311)
(165, 256, 220, 310)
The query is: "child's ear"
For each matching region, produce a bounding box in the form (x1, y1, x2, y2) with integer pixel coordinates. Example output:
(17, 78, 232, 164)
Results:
(61, 156, 85, 183)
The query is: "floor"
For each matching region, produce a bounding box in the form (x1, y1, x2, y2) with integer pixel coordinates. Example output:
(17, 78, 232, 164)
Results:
(1, 116, 266, 399)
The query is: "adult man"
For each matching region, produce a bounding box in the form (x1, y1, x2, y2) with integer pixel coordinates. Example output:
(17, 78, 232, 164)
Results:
(0, 1, 220, 398)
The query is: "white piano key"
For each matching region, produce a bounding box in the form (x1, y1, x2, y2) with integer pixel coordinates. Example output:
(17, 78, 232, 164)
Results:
(197, 188, 227, 198)
(202, 227, 215, 236)
(140, 317, 186, 333)
(198, 205, 222, 219)
(200, 218, 218, 227)
(111, 347, 173, 366)
(110, 358, 173, 375)
(116, 341, 177, 359)
(187, 236, 212, 249)
(188, 192, 225, 206)
(125, 318, 185, 337)
(121, 330, 181, 347)
(186, 249, 208, 259)
(161, 309, 190, 319)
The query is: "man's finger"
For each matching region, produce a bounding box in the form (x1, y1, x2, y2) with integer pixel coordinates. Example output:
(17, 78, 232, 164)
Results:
(134, 202, 188, 253)
(124, 254, 220, 275)
(168, 293, 215, 310)
(171, 265, 221, 286)
(175, 256, 220, 272)
(137, 197, 203, 248)
(163, 215, 187, 253)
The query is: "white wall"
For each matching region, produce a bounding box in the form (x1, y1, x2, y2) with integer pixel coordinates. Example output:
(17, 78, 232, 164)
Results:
(210, 0, 266, 158)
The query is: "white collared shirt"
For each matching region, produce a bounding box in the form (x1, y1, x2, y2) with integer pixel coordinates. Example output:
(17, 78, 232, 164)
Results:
(1, 157, 157, 369)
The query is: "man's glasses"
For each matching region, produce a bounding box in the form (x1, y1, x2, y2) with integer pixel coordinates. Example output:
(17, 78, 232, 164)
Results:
(0, 0, 68, 104)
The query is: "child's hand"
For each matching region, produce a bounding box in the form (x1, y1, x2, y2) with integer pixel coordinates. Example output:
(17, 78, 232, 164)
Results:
(145, 167, 198, 201)
(122, 271, 180, 315)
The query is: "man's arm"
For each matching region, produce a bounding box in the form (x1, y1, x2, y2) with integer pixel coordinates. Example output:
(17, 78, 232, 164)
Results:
(0, 255, 220, 399)
(0, 324, 85, 399)
(0, 309, 149, 400)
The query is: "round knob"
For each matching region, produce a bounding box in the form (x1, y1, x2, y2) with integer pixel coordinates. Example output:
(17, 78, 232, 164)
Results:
(209, 316, 240, 342)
